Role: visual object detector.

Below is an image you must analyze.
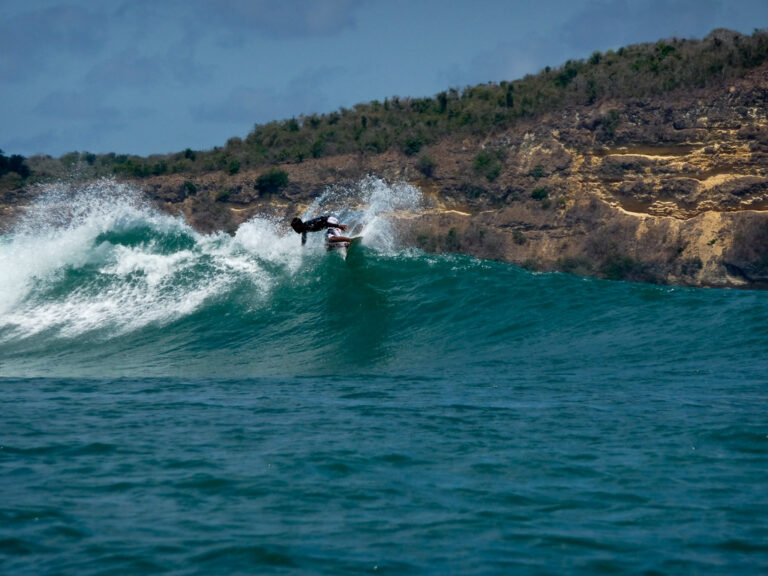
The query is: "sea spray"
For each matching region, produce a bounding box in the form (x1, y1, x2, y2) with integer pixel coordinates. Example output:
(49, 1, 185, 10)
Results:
(0, 179, 149, 318)
(0, 179, 287, 340)
(302, 176, 423, 253)
(0, 176, 425, 344)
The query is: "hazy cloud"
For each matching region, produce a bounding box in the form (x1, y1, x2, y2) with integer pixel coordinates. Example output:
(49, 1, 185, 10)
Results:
(0, 3, 109, 81)
(438, 34, 568, 90)
(113, 0, 176, 38)
(192, 66, 345, 127)
(10, 103, 129, 155)
(282, 66, 345, 113)
(3, 129, 64, 157)
(439, 0, 765, 89)
(560, 0, 729, 52)
(84, 49, 212, 89)
(191, 85, 277, 125)
(34, 90, 127, 125)
(84, 52, 167, 88)
(187, 0, 363, 41)
(25, 89, 160, 154)
(3, 0, 767, 157)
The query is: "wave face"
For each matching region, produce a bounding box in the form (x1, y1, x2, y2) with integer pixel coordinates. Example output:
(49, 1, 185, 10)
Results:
(2, 177, 768, 382)
(2, 178, 768, 574)
(0, 177, 425, 377)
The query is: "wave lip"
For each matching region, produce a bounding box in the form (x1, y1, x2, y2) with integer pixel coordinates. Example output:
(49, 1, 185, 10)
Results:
(0, 180, 309, 341)
(0, 177, 434, 376)
(3, 177, 766, 382)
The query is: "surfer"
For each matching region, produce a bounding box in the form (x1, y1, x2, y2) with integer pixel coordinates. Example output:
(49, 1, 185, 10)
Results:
(291, 215, 350, 246)
(323, 216, 355, 250)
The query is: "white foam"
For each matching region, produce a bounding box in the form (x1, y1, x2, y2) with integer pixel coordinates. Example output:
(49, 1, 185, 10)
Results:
(301, 176, 423, 254)
(232, 216, 306, 272)
(0, 180, 286, 339)
(0, 176, 425, 340)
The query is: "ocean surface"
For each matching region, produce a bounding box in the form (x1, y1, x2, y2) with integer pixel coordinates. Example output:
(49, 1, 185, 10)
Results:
(1, 179, 767, 575)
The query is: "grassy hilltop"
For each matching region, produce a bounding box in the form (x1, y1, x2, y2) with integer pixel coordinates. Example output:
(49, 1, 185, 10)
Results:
(4, 28, 766, 186)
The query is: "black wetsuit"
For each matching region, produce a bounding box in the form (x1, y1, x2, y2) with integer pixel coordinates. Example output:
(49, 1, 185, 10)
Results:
(292, 216, 332, 245)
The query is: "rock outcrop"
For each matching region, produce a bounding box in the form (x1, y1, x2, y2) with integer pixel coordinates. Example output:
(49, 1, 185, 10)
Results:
(3, 64, 767, 289)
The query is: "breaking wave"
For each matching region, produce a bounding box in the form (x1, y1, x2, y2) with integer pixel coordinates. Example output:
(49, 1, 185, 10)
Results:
(1, 176, 766, 382)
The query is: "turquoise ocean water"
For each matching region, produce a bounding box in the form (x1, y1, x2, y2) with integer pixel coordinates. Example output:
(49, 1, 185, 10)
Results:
(1, 179, 767, 574)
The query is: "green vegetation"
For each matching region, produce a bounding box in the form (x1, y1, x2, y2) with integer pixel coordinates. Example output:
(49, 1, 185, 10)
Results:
(600, 109, 622, 138)
(216, 189, 235, 202)
(445, 227, 462, 251)
(416, 155, 436, 177)
(403, 136, 424, 156)
(183, 181, 198, 196)
(7, 28, 768, 191)
(726, 216, 768, 277)
(473, 150, 504, 182)
(254, 169, 289, 195)
(0, 150, 31, 179)
(558, 256, 593, 275)
(601, 255, 648, 281)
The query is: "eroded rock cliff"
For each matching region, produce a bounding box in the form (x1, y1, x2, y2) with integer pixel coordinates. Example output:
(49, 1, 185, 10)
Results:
(3, 62, 767, 288)
(130, 63, 768, 288)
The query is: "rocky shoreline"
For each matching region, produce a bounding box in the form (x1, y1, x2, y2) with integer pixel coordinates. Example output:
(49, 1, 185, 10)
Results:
(3, 64, 767, 289)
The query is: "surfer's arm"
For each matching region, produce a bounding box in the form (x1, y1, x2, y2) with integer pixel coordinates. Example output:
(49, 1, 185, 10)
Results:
(327, 235, 353, 243)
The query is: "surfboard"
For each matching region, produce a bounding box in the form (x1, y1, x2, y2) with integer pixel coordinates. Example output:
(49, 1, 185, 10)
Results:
(326, 236, 363, 259)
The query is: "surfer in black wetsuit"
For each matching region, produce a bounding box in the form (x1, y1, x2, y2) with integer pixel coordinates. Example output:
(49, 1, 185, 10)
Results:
(323, 216, 355, 250)
(291, 215, 348, 245)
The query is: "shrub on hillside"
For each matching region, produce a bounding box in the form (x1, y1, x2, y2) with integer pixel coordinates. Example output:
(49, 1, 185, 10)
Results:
(11, 29, 768, 184)
(255, 169, 289, 194)
(417, 155, 436, 177)
(473, 151, 503, 182)
(403, 136, 423, 156)
(0, 150, 31, 178)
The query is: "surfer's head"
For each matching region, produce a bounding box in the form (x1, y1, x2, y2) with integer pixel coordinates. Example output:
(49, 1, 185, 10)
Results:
(327, 216, 339, 226)
(291, 217, 303, 233)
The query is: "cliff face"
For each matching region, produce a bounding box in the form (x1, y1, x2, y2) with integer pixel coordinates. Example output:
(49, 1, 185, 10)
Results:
(422, 63, 768, 287)
(148, 63, 768, 288)
(4, 65, 768, 288)
(398, 63, 768, 288)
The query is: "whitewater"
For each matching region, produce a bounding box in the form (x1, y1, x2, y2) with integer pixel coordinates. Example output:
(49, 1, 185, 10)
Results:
(1, 178, 767, 574)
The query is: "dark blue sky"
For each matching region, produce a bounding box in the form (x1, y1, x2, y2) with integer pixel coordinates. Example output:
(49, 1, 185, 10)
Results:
(2, 0, 767, 157)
